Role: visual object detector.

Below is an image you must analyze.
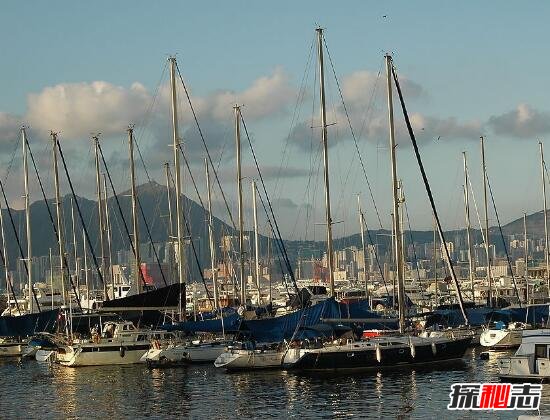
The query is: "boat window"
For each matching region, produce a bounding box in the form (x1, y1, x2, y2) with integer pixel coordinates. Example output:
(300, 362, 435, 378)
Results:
(535, 344, 547, 359)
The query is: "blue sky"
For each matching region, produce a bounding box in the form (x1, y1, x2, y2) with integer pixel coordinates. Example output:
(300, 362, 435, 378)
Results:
(1, 1, 549, 239)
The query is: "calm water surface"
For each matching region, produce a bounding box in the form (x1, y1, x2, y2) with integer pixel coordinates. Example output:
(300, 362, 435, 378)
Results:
(0, 348, 548, 419)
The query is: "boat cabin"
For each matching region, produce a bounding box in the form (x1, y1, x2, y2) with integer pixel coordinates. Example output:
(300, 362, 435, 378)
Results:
(499, 329, 550, 378)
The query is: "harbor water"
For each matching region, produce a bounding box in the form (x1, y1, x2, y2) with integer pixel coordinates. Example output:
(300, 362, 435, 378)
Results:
(0, 347, 548, 419)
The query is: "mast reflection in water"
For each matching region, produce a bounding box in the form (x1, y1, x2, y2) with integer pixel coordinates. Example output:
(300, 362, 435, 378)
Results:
(0, 348, 548, 419)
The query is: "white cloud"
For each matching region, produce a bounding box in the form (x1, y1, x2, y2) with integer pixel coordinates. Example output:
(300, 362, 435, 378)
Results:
(488, 103, 550, 138)
(26, 81, 151, 139)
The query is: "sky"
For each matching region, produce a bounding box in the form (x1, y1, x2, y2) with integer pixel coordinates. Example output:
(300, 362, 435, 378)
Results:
(1, 1, 549, 240)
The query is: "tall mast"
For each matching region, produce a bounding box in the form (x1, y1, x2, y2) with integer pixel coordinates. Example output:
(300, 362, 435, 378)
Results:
(169, 56, 186, 288)
(205, 158, 219, 310)
(234, 104, 246, 305)
(49, 248, 54, 310)
(523, 213, 529, 305)
(164, 162, 175, 283)
(127, 126, 142, 294)
(481, 136, 492, 306)
(102, 173, 114, 297)
(22, 127, 33, 313)
(51, 132, 67, 306)
(252, 180, 261, 304)
(462, 152, 475, 302)
(0, 202, 16, 314)
(70, 197, 79, 296)
(82, 228, 89, 309)
(433, 216, 438, 308)
(540, 141, 550, 296)
(357, 195, 368, 298)
(385, 54, 405, 333)
(93, 136, 108, 299)
(316, 27, 335, 297)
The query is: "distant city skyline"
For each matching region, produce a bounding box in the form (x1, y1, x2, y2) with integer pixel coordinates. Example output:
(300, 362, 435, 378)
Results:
(1, 1, 550, 240)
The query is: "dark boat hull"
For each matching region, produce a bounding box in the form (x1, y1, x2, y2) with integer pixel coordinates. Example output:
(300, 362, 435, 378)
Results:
(286, 337, 471, 371)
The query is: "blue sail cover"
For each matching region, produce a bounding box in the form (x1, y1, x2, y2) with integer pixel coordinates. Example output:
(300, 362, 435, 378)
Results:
(161, 312, 241, 333)
(0, 309, 60, 337)
(240, 298, 395, 342)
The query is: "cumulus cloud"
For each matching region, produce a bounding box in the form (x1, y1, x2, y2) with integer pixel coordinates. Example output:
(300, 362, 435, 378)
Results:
(288, 67, 481, 152)
(26, 81, 151, 138)
(488, 103, 550, 138)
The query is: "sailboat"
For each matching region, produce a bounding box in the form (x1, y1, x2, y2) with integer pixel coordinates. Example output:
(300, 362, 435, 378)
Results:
(284, 32, 471, 371)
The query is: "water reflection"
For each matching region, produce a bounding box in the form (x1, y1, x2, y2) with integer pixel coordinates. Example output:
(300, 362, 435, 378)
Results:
(0, 349, 545, 419)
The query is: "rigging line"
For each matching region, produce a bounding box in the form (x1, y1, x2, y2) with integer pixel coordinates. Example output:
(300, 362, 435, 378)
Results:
(486, 175, 521, 306)
(401, 190, 430, 303)
(323, 36, 383, 229)
(391, 62, 468, 325)
(128, 136, 169, 288)
(0, 178, 41, 311)
(465, 165, 486, 246)
(0, 202, 21, 313)
(274, 36, 316, 199)
(136, 196, 168, 287)
(239, 112, 300, 299)
(167, 166, 213, 303)
(2, 134, 20, 184)
(26, 135, 82, 310)
(256, 187, 293, 298)
(55, 137, 108, 294)
(174, 61, 236, 230)
(136, 61, 168, 139)
(357, 58, 384, 140)
(358, 201, 389, 296)
(95, 141, 147, 290)
(178, 144, 206, 209)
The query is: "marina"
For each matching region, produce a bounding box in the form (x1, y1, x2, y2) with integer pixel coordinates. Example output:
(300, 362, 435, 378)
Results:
(0, 348, 545, 419)
(4, 1, 550, 418)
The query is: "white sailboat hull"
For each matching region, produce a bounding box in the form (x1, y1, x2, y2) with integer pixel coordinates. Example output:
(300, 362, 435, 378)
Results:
(0, 343, 25, 357)
(214, 349, 285, 370)
(480, 328, 523, 349)
(58, 344, 149, 367)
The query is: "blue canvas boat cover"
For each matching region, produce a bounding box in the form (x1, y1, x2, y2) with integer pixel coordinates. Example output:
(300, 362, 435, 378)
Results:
(0, 309, 60, 337)
(161, 312, 241, 333)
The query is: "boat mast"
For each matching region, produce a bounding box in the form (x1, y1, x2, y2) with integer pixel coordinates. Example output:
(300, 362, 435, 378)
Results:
(51, 132, 67, 306)
(82, 228, 89, 308)
(164, 162, 175, 283)
(433, 216, 438, 308)
(0, 203, 17, 314)
(102, 173, 114, 297)
(316, 27, 335, 297)
(127, 126, 142, 294)
(22, 127, 34, 313)
(49, 247, 54, 309)
(252, 180, 261, 304)
(234, 104, 246, 305)
(357, 195, 369, 298)
(462, 152, 475, 302)
(93, 136, 108, 299)
(480, 136, 492, 306)
(540, 141, 550, 296)
(205, 158, 219, 310)
(169, 57, 186, 289)
(385, 54, 405, 333)
(70, 198, 79, 297)
(523, 213, 529, 305)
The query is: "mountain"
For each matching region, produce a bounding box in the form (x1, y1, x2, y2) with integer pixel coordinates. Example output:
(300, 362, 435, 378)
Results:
(0, 181, 545, 273)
